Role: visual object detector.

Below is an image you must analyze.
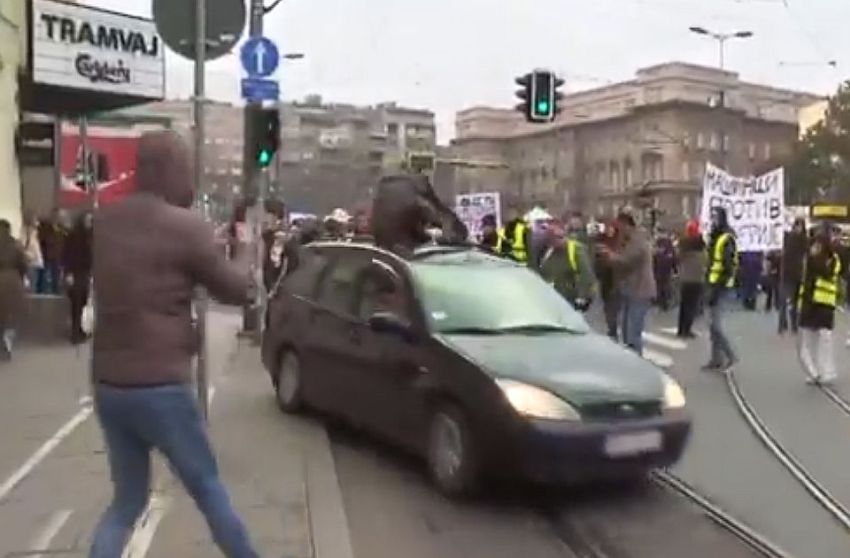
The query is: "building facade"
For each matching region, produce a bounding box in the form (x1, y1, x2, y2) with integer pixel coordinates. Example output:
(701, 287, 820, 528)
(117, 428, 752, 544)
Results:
(278, 96, 436, 214)
(448, 62, 822, 225)
(0, 0, 28, 232)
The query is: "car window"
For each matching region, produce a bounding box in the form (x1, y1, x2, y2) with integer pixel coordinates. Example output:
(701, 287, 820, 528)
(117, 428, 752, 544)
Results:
(355, 263, 409, 322)
(316, 249, 372, 315)
(281, 247, 329, 299)
(410, 259, 590, 335)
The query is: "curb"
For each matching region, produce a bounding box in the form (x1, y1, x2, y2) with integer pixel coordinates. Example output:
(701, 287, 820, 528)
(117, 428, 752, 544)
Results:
(303, 423, 355, 558)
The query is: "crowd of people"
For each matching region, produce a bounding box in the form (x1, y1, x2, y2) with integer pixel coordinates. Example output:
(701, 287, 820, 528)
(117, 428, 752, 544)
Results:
(0, 209, 94, 359)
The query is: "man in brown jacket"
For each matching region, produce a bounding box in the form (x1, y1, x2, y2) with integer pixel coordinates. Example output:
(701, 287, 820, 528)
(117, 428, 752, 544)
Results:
(89, 131, 259, 558)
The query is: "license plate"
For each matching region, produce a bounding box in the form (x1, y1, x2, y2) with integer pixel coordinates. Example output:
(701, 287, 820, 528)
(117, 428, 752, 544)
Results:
(604, 430, 663, 457)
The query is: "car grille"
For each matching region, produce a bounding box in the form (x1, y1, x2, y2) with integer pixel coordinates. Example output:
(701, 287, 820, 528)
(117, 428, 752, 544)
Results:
(580, 400, 662, 421)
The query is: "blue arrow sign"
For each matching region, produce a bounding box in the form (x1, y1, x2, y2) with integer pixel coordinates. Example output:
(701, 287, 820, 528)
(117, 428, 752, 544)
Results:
(241, 78, 280, 102)
(240, 36, 279, 78)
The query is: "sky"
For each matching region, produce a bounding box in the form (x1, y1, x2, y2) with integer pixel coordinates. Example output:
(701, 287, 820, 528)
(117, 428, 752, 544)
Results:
(85, 0, 850, 143)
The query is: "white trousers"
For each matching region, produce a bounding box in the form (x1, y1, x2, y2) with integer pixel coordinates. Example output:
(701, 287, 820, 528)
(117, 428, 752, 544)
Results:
(799, 328, 836, 381)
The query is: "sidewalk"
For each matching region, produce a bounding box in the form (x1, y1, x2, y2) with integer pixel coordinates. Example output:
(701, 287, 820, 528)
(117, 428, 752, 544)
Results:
(144, 341, 354, 558)
(0, 310, 355, 558)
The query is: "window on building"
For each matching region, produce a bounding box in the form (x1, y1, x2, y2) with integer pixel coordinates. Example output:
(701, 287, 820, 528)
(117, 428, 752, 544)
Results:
(610, 163, 620, 190)
(697, 133, 705, 149)
(681, 195, 689, 218)
(624, 161, 633, 187)
(723, 135, 731, 152)
(764, 143, 772, 161)
(682, 131, 691, 149)
(710, 132, 720, 151)
(748, 142, 756, 160)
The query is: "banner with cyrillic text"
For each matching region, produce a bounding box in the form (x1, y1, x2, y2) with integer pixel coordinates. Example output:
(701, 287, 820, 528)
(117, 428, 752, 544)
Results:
(699, 163, 785, 252)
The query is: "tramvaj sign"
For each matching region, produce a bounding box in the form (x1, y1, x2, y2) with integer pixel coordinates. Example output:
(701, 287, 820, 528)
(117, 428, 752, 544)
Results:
(30, 0, 165, 99)
(700, 163, 785, 252)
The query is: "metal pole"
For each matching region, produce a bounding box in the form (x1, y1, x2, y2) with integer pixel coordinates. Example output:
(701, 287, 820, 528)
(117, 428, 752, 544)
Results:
(193, 0, 210, 421)
(242, 0, 265, 337)
(718, 36, 725, 70)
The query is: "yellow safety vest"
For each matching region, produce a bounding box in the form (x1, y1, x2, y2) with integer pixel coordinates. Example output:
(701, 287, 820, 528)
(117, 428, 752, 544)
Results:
(799, 256, 842, 308)
(496, 222, 528, 263)
(566, 238, 579, 273)
(707, 232, 738, 288)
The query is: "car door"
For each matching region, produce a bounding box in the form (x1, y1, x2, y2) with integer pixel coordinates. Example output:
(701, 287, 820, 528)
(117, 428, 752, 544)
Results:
(305, 247, 374, 420)
(348, 255, 429, 446)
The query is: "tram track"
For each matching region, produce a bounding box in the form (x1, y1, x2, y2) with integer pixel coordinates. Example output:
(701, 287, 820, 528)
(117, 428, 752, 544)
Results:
(816, 382, 850, 418)
(551, 469, 792, 558)
(725, 368, 850, 532)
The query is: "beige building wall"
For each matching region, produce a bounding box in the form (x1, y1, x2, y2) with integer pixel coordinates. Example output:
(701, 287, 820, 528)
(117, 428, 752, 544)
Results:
(0, 1, 27, 233)
(798, 100, 829, 137)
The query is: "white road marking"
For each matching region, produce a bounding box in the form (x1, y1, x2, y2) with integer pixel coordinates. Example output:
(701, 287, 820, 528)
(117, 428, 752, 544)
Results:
(0, 406, 93, 502)
(122, 494, 172, 558)
(660, 326, 704, 338)
(643, 348, 674, 369)
(28, 509, 73, 557)
(643, 331, 687, 351)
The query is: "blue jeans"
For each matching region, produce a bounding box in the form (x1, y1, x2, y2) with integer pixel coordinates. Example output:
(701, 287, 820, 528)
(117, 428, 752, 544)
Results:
(709, 289, 737, 365)
(621, 296, 651, 355)
(90, 384, 258, 558)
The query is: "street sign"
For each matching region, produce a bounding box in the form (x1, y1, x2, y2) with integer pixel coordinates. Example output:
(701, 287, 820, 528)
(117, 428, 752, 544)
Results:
(241, 37, 280, 77)
(241, 78, 280, 102)
(153, 0, 246, 61)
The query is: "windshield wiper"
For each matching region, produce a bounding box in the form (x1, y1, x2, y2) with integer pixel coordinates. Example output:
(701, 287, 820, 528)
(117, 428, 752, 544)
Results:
(496, 324, 585, 334)
(439, 327, 505, 335)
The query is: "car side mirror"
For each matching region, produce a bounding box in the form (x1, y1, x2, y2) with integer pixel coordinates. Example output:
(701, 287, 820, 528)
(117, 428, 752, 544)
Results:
(368, 311, 415, 340)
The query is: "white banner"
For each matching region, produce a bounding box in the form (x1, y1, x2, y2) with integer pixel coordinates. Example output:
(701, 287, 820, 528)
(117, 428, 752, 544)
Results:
(455, 192, 501, 242)
(699, 163, 785, 252)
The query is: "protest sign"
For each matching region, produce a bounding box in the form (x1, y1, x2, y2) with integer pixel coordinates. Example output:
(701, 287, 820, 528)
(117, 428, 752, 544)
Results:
(455, 192, 501, 242)
(699, 163, 785, 252)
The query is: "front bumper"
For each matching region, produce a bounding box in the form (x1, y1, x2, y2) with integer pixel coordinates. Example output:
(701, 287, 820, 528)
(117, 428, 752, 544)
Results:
(503, 411, 691, 484)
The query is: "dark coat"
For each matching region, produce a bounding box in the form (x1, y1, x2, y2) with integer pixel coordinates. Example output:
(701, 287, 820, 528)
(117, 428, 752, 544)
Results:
(782, 230, 807, 284)
(92, 131, 249, 387)
(799, 247, 839, 331)
(0, 236, 27, 329)
(63, 219, 93, 277)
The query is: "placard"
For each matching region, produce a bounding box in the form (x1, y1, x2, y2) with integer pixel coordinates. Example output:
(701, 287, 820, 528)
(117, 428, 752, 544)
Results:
(699, 163, 785, 252)
(455, 192, 501, 242)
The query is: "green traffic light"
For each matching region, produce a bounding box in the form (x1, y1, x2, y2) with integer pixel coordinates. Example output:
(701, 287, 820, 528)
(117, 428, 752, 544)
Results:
(536, 100, 550, 114)
(258, 149, 272, 166)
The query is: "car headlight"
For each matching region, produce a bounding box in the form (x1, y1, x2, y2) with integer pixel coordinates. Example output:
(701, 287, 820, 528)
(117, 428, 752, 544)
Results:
(662, 373, 686, 409)
(495, 379, 581, 421)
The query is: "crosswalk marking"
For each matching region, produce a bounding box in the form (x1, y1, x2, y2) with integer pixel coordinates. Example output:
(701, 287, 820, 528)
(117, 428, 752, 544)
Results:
(643, 331, 687, 351)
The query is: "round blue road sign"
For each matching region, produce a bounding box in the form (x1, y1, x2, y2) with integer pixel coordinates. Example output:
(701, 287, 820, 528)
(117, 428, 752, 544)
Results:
(240, 37, 280, 78)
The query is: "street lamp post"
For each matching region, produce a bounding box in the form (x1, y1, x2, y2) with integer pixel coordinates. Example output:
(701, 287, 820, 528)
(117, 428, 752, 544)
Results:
(688, 26, 753, 70)
(689, 26, 753, 172)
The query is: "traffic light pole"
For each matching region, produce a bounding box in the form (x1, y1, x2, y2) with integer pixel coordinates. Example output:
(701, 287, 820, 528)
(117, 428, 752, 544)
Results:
(240, 0, 265, 338)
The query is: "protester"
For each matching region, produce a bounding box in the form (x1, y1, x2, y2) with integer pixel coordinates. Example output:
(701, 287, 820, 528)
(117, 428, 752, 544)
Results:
(63, 213, 93, 344)
(779, 218, 807, 334)
(703, 206, 739, 372)
(479, 214, 499, 253)
(676, 219, 706, 339)
(0, 220, 27, 361)
(539, 221, 596, 311)
(797, 226, 841, 385)
(496, 205, 530, 264)
(600, 210, 656, 356)
(594, 221, 621, 339)
(88, 131, 259, 558)
(653, 232, 677, 311)
(739, 251, 762, 311)
(762, 250, 781, 312)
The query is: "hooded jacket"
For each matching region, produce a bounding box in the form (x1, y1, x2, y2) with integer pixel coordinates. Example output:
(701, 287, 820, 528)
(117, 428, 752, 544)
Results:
(92, 131, 249, 386)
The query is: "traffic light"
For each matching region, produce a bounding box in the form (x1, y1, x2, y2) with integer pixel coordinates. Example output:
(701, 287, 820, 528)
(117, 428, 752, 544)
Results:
(252, 107, 280, 168)
(514, 69, 564, 123)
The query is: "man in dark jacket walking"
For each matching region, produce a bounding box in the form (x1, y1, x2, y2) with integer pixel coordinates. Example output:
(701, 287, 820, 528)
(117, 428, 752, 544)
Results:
(63, 213, 93, 344)
(779, 218, 807, 333)
(89, 131, 259, 558)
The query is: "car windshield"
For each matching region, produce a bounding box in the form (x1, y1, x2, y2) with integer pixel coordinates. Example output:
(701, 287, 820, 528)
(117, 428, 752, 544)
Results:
(410, 253, 589, 335)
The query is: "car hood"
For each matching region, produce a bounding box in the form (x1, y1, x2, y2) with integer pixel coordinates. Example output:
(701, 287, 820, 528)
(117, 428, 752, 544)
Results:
(437, 332, 664, 405)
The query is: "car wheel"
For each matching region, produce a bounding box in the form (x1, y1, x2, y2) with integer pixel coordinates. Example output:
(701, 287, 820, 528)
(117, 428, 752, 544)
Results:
(427, 404, 478, 496)
(275, 351, 303, 413)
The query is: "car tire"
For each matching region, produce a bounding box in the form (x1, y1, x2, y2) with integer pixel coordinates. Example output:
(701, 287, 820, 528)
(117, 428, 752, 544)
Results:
(275, 350, 304, 414)
(426, 404, 478, 497)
